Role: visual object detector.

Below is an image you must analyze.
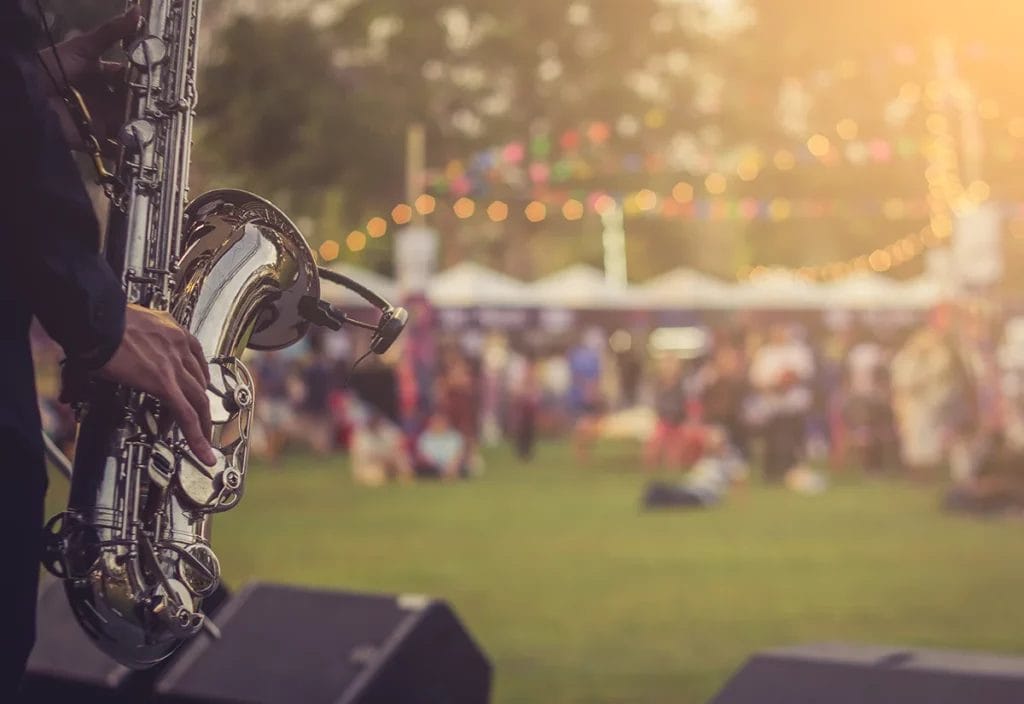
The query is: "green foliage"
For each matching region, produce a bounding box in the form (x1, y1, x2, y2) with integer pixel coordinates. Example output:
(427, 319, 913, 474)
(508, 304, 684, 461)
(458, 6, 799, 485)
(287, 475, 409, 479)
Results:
(193, 1, 702, 264)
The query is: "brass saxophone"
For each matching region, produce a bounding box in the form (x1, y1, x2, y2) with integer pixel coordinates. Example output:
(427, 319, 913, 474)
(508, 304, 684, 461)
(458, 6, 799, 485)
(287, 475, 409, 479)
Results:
(42, 0, 320, 668)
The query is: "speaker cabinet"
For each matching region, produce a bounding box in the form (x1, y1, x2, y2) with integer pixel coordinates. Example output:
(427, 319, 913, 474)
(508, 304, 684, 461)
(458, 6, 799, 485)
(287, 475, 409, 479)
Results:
(711, 643, 1024, 704)
(18, 578, 231, 704)
(153, 582, 492, 704)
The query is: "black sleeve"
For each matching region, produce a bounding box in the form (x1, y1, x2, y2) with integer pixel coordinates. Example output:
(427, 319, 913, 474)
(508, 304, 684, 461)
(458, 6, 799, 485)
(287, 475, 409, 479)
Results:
(0, 45, 126, 369)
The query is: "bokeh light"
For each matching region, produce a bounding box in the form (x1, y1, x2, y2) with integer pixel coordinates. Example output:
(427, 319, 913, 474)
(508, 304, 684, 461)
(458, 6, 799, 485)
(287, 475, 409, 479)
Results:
(704, 172, 727, 195)
(487, 200, 509, 222)
(562, 199, 584, 220)
(525, 201, 547, 223)
(366, 216, 387, 238)
(318, 240, 339, 261)
(414, 194, 436, 215)
(773, 149, 796, 170)
(806, 134, 831, 158)
(671, 181, 694, 203)
(345, 230, 367, 252)
(391, 203, 412, 225)
(453, 197, 476, 219)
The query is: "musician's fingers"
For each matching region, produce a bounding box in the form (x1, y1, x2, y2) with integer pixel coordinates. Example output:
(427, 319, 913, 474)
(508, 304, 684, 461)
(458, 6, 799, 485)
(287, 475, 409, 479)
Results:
(185, 334, 211, 386)
(84, 7, 143, 56)
(178, 366, 213, 446)
(99, 59, 126, 76)
(164, 385, 216, 466)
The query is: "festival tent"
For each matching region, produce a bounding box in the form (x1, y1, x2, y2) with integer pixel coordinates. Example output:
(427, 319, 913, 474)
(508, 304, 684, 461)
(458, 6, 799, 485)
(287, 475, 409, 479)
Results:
(730, 271, 821, 310)
(896, 275, 946, 309)
(428, 261, 534, 308)
(320, 261, 399, 308)
(820, 272, 916, 309)
(637, 267, 737, 309)
(528, 264, 638, 309)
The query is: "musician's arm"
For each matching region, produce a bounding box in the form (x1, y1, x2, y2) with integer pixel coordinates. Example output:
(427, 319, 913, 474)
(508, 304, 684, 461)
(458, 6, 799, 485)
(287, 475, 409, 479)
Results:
(0, 46, 126, 371)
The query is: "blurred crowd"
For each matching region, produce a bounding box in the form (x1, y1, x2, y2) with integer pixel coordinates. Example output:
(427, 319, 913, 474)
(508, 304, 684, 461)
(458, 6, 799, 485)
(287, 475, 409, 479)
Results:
(30, 297, 1024, 511)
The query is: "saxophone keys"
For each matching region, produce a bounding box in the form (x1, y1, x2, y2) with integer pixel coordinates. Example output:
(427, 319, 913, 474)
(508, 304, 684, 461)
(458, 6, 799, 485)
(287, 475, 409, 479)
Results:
(128, 36, 167, 68)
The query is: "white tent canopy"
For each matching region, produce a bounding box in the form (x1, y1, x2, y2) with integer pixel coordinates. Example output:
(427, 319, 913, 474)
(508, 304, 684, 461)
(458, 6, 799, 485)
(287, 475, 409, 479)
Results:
(895, 275, 945, 309)
(321, 260, 943, 312)
(730, 271, 821, 310)
(638, 267, 736, 309)
(428, 261, 534, 307)
(529, 264, 638, 309)
(820, 272, 912, 309)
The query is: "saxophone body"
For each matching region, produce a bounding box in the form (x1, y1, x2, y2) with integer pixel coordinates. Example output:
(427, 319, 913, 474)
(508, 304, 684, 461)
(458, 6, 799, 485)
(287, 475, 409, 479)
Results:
(42, 0, 319, 668)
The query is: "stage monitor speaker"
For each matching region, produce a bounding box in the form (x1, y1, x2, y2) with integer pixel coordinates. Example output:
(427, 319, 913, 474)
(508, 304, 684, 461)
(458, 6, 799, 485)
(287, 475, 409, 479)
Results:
(153, 582, 492, 704)
(18, 577, 229, 704)
(711, 642, 1024, 704)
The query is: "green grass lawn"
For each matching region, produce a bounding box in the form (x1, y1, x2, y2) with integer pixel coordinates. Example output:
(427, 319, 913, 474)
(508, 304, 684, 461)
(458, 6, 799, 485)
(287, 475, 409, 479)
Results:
(46, 441, 1024, 703)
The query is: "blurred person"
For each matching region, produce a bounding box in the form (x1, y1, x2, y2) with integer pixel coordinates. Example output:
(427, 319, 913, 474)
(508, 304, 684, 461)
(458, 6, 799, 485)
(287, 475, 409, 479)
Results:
(539, 350, 571, 433)
(943, 430, 1024, 518)
(402, 295, 439, 431)
(568, 328, 607, 463)
(748, 323, 815, 482)
(698, 336, 749, 458)
(507, 351, 542, 461)
(414, 410, 467, 481)
(251, 350, 292, 463)
(1, 6, 217, 695)
(842, 330, 897, 473)
(350, 408, 413, 486)
(644, 355, 691, 469)
(643, 426, 748, 509)
(296, 339, 333, 455)
(479, 331, 509, 446)
(438, 353, 481, 467)
(891, 306, 976, 479)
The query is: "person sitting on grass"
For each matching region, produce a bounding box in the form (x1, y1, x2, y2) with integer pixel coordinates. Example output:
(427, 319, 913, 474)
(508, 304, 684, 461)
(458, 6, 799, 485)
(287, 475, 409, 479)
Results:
(643, 426, 747, 509)
(350, 408, 413, 487)
(415, 410, 467, 481)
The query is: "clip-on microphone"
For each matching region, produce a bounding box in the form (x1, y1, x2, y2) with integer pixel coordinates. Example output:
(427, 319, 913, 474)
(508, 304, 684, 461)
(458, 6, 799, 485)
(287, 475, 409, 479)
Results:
(300, 267, 409, 355)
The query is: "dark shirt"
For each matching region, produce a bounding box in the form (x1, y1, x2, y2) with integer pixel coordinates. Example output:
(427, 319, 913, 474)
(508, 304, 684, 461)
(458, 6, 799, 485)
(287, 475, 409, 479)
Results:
(0, 2, 126, 445)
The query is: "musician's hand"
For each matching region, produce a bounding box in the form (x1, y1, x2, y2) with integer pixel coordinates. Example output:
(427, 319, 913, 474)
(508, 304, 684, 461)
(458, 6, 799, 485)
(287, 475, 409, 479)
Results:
(38, 8, 142, 151)
(98, 305, 217, 466)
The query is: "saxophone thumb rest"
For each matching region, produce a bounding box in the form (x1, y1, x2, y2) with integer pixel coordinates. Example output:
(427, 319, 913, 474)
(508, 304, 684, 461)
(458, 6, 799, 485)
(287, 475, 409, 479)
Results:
(300, 267, 409, 356)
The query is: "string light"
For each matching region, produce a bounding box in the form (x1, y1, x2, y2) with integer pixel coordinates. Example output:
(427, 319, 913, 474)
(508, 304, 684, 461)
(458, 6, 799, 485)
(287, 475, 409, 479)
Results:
(453, 197, 475, 219)
(634, 189, 657, 211)
(806, 133, 831, 158)
(524, 200, 547, 223)
(672, 181, 694, 203)
(366, 216, 387, 238)
(318, 240, 340, 261)
(593, 194, 616, 215)
(704, 172, 727, 195)
(836, 118, 859, 140)
(562, 199, 584, 220)
(486, 200, 509, 222)
(345, 230, 367, 252)
(333, 42, 1024, 285)
(773, 149, 796, 171)
(391, 203, 412, 225)
(414, 194, 436, 215)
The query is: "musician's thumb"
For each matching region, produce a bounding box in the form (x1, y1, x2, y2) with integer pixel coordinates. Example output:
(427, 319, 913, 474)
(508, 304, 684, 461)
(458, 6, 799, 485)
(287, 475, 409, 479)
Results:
(86, 6, 143, 55)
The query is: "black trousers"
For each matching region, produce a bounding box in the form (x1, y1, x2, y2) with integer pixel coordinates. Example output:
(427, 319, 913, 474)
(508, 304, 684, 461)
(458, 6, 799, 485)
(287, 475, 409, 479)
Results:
(764, 412, 805, 481)
(0, 429, 46, 698)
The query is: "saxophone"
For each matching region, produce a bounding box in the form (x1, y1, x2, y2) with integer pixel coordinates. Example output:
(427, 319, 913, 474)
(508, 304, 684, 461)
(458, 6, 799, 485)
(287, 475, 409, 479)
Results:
(41, 0, 320, 668)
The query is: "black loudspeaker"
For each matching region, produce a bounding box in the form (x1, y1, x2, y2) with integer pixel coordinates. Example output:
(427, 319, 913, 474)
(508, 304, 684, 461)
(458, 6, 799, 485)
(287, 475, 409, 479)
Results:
(711, 643, 1024, 704)
(153, 582, 492, 704)
(18, 577, 135, 704)
(18, 578, 229, 704)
